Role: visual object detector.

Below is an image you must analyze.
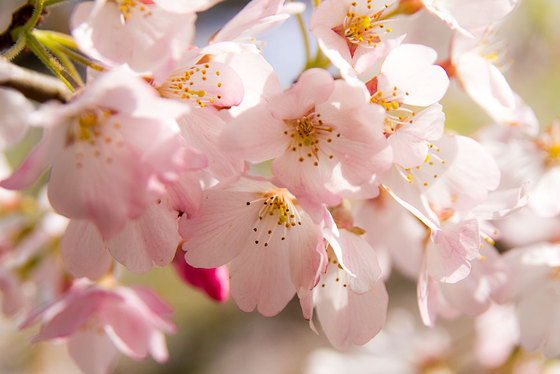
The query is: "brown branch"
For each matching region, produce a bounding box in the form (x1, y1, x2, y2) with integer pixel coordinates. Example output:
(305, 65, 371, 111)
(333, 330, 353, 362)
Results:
(0, 61, 72, 102)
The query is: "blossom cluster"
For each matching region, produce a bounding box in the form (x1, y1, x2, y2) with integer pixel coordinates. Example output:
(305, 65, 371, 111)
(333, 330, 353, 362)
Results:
(0, 0, 558, 372)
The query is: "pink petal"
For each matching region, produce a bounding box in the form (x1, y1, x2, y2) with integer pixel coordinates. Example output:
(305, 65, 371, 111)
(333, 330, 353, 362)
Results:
(211, 0, 288, 43)
(129, 286, 174, 317)
(181, 188, 264, 268)
(381, 44, 449, 106)
(107, 200, 180, 273)
(229, 238, 296, 316)
(101, 301, 157, 359)
(0, 132, 52, 190)
(0, 88, 32, 150)
(531, 167, 560, 217)
(426, 219, 480, 283)
(178, 109, 245, 180)
(220, 105, 288, 162)
(289, 222, 326, 293)
(67, 328, 120, 374)
(334, 229, 383, 293)
(60, 220, 112, 280)
(417, 260, 439, 327)
(33, 289, 115, 342)
(315, 267, 388, 350)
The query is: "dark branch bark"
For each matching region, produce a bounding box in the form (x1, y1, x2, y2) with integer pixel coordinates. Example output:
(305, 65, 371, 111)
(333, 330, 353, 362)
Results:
(0, 62, 71, 102)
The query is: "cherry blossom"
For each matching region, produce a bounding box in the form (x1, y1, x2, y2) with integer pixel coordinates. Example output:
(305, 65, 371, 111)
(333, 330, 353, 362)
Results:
(474, 304, 519, 369)
(310, 0, 404, 76)
(368, 43, 448, 168)
(477, 122, 560, 244)
(352, 191, 426, 279)
(211, 0, 304, 44)
(304, 308, 452, 374)
(21, 279, 176, 374)
(300, 224, 388, 350)
(0, 0, 556, 370)
(180, 177, 326, 316)
(416, 185, 527, 325)
(505, 243, 560, 357)
(157, 42, 280, 180)
(222, 68, 391, 207)
(419, 0, 519, 37)
(448, 31, 539, 136)
(1, 68, 206, 240)
(70, 0, 199, 83)
(381, 133, 501, 230)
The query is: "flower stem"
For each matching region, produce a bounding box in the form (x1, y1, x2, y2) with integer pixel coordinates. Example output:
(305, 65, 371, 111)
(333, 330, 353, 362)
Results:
(32, 29, 77, 49)
(44, 0, 69, 6)
(295, 13, 311, 69)
(32, 30, 105, 72)
(10, 0, 44, 39)
(0, 63, 71, 102)
(25, 31, 78, 92)
(2, 34, 26, 61)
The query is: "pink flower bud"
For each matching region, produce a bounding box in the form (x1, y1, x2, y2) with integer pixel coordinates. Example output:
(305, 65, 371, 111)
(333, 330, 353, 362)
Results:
(173, 253, 230, 302)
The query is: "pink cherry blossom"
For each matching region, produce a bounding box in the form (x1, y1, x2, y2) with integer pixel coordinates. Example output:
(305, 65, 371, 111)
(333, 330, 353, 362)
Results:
(369, 43, 448, 168)
(416, 185, 527, 325)
(477, 122, 560, 235)
(1, 68, 206, 240)
(449, 32, 539, 136)
(505, 243, 560, 357)
(474, 304, 519, 368)
(420, 0, 519, 37)
(70, 0, 197, 83)
(382, 134, 501, 229)
(353, 191, 427, 279)
(304, 308, 451, 374)
(180, 177, 326, 316)
(528, 121, 560, 217)
(419, 243, 510, 326)
(157, 42, 280, 180)
(211, 0, 303, 44)
(61, 197, 181, 277)
(151, 0, 223, 13)
(0, 187, 69, 317)
(310, 0, 404, 76)
(221, 68, 391, 207)
(300, 225, 388, 350)
(21, 279, 176, 374)
(60, 171, 203, 278)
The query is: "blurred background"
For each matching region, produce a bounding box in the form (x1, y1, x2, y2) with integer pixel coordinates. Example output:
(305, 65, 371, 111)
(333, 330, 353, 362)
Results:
(1, 0, 560, 373)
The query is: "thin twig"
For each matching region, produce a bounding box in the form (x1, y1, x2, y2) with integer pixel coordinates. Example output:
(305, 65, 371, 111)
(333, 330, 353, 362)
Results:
(0, 61, 72, 102)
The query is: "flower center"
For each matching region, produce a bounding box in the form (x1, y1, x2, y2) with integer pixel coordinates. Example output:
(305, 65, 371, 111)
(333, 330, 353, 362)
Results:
(319, 246, 349, 289)
(247, 189, 302, 247)
(68, 109, 112, 144)
(66, 109, 124, 168)
(370, 87, 415, 136)
(398, 144, 445, 187)
(158, 63, 224, 109)
(283, 112, 339, 166)
(341, 1, 392, 47)
(116, 0, 153, 22)
(536, 122, 560, 167)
